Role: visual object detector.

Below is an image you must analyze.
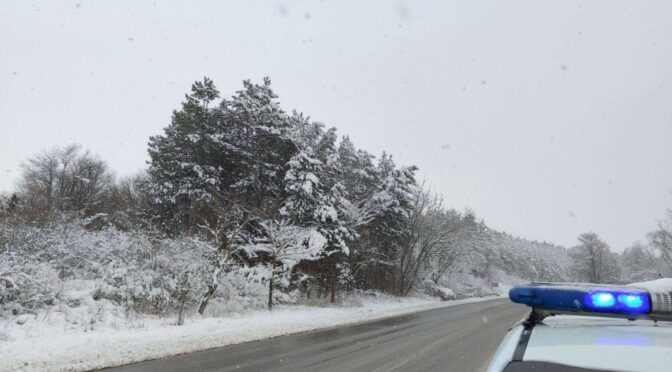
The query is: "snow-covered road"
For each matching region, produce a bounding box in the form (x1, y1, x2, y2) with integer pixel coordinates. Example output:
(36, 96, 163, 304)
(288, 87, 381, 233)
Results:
(0, 296, 502, 372)
(110, 298, 525, 372)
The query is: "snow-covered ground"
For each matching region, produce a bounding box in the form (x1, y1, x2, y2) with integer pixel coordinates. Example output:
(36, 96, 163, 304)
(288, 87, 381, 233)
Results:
(0, 295, 499, 372)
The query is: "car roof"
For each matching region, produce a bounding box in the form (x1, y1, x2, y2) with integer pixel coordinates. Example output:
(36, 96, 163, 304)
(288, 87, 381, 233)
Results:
(523, 315, 672, 372)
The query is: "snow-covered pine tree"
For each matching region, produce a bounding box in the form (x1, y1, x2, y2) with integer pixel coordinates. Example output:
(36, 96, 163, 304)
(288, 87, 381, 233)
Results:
(279, 145, 329, 296)
(226, 78, 295, 211)
(147, 77, 228, 232)
(337, 136, 380, 228)
(147, 77, 298, 230)
(356, 153, 417, 292)
(280, 146, 322, 216)
(337, 137, 405, 291)
(148, 77, 302, 312)
(280, 126, 358, 301)
(313, 128, 353, 252)
(312, 128, 357, 302)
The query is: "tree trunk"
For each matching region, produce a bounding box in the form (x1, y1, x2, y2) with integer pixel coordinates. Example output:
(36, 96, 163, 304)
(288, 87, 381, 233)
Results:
(403, 280, 414, 296)
(268, 272, 274, 310)
(197, 283, 217, 315)
(330, 269, 336, 304)
(177, 273, 190, 325)
(177, 291, 188, 325)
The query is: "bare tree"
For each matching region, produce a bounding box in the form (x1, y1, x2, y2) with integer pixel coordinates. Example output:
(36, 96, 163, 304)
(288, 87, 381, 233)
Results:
(18, 148, 59, 218)
(425, 210, 480, 285)
(621, 243, 663, 282)
(570, 232, 620, 283)
(195, 202, 253, 315)
(18, 144, 114, 218)
(397, 187, 463, 296)
(648, 211, 672, 275)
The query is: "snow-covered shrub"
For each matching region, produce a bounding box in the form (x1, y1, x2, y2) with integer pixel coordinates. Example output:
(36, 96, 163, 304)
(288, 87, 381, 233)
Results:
(240, 219, 327, 309)
(0, 217, 315, 320)
(93, 235, 211, 314)
(0, 219, 213, 317)
(203, 268, 275, 315)
(0, 256, 61, 315)
(420, 280, 455, 301)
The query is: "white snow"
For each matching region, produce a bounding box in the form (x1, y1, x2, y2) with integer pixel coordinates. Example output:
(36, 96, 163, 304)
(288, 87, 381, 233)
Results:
(0, 296, 498, 372)
(629, 278, 672, 292)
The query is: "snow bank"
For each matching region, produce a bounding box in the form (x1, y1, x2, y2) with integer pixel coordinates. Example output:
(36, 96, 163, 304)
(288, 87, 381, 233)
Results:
(0, 296, 497, 372)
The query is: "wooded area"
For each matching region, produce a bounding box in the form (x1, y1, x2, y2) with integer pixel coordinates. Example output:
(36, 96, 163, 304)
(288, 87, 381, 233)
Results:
(2, 78, 670, 319)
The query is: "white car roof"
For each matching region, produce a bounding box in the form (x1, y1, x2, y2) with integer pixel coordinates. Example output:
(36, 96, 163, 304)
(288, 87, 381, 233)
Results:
(523, 315, 672, 372)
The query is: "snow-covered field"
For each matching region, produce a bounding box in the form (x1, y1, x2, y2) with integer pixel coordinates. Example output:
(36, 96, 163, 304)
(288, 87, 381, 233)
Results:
(0, 295, 498, 372)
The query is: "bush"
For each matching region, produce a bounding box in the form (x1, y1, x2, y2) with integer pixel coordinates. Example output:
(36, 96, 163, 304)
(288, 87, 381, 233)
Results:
(0, 216, 297, 321)
(0, 218, 207, 316)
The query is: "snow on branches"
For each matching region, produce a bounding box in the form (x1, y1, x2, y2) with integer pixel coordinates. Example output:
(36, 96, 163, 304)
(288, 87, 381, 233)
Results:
(240, 219, 326, 309)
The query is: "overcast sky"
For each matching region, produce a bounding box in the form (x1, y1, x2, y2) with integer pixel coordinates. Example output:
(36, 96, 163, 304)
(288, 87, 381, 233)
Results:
(2, 0, 671, 250)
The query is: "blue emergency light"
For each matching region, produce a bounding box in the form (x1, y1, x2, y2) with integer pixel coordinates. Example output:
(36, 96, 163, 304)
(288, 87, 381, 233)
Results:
(509, 282, 652, 317)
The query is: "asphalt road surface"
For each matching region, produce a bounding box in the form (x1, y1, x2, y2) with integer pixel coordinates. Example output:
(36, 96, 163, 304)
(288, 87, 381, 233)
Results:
(107, 298, 527, 372)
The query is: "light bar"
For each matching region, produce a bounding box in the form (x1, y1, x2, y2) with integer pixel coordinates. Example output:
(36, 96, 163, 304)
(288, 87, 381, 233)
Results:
(509, 283, 652, 318)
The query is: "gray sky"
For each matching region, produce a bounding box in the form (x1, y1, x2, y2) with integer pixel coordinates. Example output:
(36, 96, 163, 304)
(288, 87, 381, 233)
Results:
(2, 0, 672, 250)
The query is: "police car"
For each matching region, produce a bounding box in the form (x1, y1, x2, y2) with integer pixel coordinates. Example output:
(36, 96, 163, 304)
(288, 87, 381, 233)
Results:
(487, 280, 672, 372)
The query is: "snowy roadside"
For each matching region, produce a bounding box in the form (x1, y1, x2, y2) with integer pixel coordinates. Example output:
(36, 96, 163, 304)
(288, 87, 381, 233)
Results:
(0, 296, 500, 372)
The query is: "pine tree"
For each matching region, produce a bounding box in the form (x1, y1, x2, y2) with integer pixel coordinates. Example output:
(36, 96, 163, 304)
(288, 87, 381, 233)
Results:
(354, 153, 417, 292)
(280, 147, 324, 223)
(147, 77, 296, 231)
(226, 78, 295, 209)
(147, 77, 228, 231)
